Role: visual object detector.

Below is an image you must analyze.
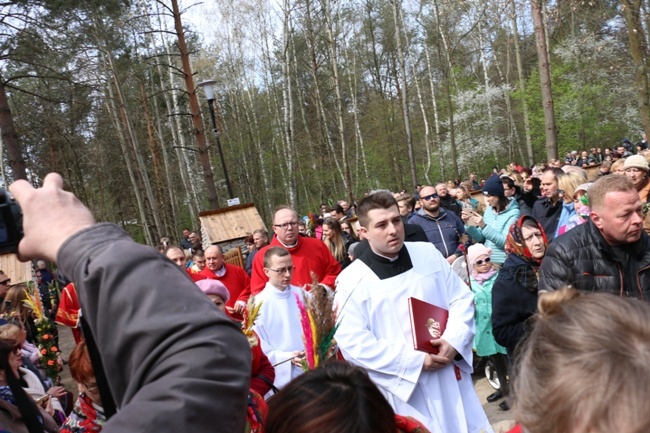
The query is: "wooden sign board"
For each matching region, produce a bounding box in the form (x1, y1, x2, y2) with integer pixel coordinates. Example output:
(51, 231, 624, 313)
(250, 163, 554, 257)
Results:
(199, 203, 267, 245)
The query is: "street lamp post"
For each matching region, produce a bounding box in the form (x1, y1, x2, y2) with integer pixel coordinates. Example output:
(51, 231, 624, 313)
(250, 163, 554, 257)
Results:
(197, 80, 234, 199)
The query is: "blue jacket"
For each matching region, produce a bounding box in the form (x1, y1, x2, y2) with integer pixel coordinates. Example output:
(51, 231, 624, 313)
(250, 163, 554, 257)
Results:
(408, 208, 466, 258)
(465, 198, 520, 264)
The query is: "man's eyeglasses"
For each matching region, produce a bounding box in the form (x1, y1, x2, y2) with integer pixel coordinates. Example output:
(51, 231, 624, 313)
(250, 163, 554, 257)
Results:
(273, 221, 299, 230)
(267, 266, 295, 274)
(421, 193, 439, 201)
(475, 258, 491, 266)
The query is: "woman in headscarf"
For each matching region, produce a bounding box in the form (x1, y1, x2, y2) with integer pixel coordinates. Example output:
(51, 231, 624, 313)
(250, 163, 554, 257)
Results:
(491, 215, 548, 358)
(0, 336, 58, 432)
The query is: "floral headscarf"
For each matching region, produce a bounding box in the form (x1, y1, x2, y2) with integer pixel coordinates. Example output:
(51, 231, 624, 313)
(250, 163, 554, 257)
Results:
(505, 215, 548, 267)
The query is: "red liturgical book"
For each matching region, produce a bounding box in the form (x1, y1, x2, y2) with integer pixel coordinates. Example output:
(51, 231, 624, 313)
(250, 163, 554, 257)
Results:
(408, 297, 449, 355)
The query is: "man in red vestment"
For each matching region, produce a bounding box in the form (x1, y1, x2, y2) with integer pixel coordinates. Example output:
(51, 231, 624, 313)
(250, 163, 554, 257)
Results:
(250, 207, 341, 294)
(198, 245, 251, 320)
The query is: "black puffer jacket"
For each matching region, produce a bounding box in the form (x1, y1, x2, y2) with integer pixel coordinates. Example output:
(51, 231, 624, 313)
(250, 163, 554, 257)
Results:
(492, 254, 538, 356)
(538, 220, 650, 300)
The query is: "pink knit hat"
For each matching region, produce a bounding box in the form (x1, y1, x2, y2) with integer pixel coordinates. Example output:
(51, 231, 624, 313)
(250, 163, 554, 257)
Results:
(467, 243, 493, 274)
(195, 279, 230, 303)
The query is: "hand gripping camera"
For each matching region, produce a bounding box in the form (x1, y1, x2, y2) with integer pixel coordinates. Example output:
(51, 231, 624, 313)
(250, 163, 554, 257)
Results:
(0, 189, 23, 254)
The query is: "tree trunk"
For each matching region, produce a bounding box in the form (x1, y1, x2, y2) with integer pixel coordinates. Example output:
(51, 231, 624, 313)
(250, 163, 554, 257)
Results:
(303, 0, 346, 188)
(325, 0, 354, 203)
(510, 0, 534, 165)
(621, 0, 650, 136)
(433, 0, 460, 179)
(154, 3, 200, 224)
(0, 83, 26, 181)
(104, 78, 153, 245)
(171, 0, 220, 209)
(281, 0, 297, 209)
(391, 0, 418, 189)
(531, 0, 558, 160)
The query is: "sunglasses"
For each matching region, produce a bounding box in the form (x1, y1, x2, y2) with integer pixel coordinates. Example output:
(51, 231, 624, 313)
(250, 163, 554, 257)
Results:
(421, 193, 439, 201)
(0, 279, 10, 285)
(475, 257, 491, 265)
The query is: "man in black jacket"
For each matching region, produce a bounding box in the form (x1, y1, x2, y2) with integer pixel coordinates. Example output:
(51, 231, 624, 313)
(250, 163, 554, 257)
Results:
(539, 175, 650, 300)
(435, 182, 462, 218)
(532, 168, 564, 241)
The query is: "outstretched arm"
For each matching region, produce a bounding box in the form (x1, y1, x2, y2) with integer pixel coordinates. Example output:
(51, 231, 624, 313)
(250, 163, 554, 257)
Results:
(11, 173, 251, 433)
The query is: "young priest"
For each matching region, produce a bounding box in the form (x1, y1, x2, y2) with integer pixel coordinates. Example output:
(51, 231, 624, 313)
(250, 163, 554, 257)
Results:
(253, 246, 308, 392)
(334, 191, 492, 433)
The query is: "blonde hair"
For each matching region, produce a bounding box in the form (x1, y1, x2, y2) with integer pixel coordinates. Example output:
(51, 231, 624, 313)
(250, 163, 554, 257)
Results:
(0, 322, 21, 341)
(611, 158, 626, 174)
(514, 287, 650, 433)
(557, 171, 588, 203)
(1, 284, 31, 322)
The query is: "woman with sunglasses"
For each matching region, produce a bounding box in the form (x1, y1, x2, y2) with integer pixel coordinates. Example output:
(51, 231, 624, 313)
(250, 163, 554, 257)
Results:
(467, 244, 509, 410)
(0, 337, 57, 432)
(491, 216, 548, 412)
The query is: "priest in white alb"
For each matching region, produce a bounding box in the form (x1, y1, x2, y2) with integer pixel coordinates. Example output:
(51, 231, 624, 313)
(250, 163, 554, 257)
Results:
(335, 191, 492, 433)
(253, 246, 307, 392)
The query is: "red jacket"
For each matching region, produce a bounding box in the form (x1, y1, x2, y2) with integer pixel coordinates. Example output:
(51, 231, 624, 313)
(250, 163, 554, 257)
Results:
(197, 264, 251, 320)
(250, 235, 341, 294)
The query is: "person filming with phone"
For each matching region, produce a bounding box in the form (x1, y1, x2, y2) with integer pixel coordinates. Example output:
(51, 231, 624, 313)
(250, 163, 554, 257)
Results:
(6, 173, 252, 433)
(462, 175, 521, 267)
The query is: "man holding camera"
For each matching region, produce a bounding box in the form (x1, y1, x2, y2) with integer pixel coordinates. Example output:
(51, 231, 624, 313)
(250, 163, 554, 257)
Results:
(9, 173, 251, 433)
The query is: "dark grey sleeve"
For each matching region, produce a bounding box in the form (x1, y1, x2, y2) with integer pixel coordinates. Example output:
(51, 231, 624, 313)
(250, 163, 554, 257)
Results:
(58, 223, 251, 433)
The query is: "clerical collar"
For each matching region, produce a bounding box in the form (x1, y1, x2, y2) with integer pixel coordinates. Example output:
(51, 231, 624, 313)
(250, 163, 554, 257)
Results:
(214, 266, 226, 277)
(359, 245, 413, 280)
(277, 238, 298, 249)
(373, 251, 400, 262)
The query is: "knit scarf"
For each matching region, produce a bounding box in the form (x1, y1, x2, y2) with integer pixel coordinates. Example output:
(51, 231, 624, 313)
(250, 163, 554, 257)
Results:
(473, 268, 497, 286)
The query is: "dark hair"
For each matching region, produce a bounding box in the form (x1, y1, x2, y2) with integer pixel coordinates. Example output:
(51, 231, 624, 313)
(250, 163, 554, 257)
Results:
(263, 246, 290, 268)
(357, 192, 398, 228)
(333, 205, 344, 214)
(245, 235, 254, 244)
(266, 361, 397, 433)
(0, 338, 43, 432)
(502, 177, 516, 189)
(494, 196, 510, 212)
(544, 167, 565, 180)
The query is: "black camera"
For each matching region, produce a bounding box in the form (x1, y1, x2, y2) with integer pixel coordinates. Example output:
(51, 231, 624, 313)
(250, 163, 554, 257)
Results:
(0, 189, 23, 254)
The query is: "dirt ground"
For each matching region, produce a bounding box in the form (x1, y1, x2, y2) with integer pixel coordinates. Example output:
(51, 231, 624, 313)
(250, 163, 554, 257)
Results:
(472, 372, 516, 432)
(56, 324, 515, 431)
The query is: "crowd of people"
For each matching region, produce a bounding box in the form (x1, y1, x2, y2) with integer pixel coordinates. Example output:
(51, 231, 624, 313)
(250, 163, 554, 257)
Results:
(4, 135, 650, 433)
